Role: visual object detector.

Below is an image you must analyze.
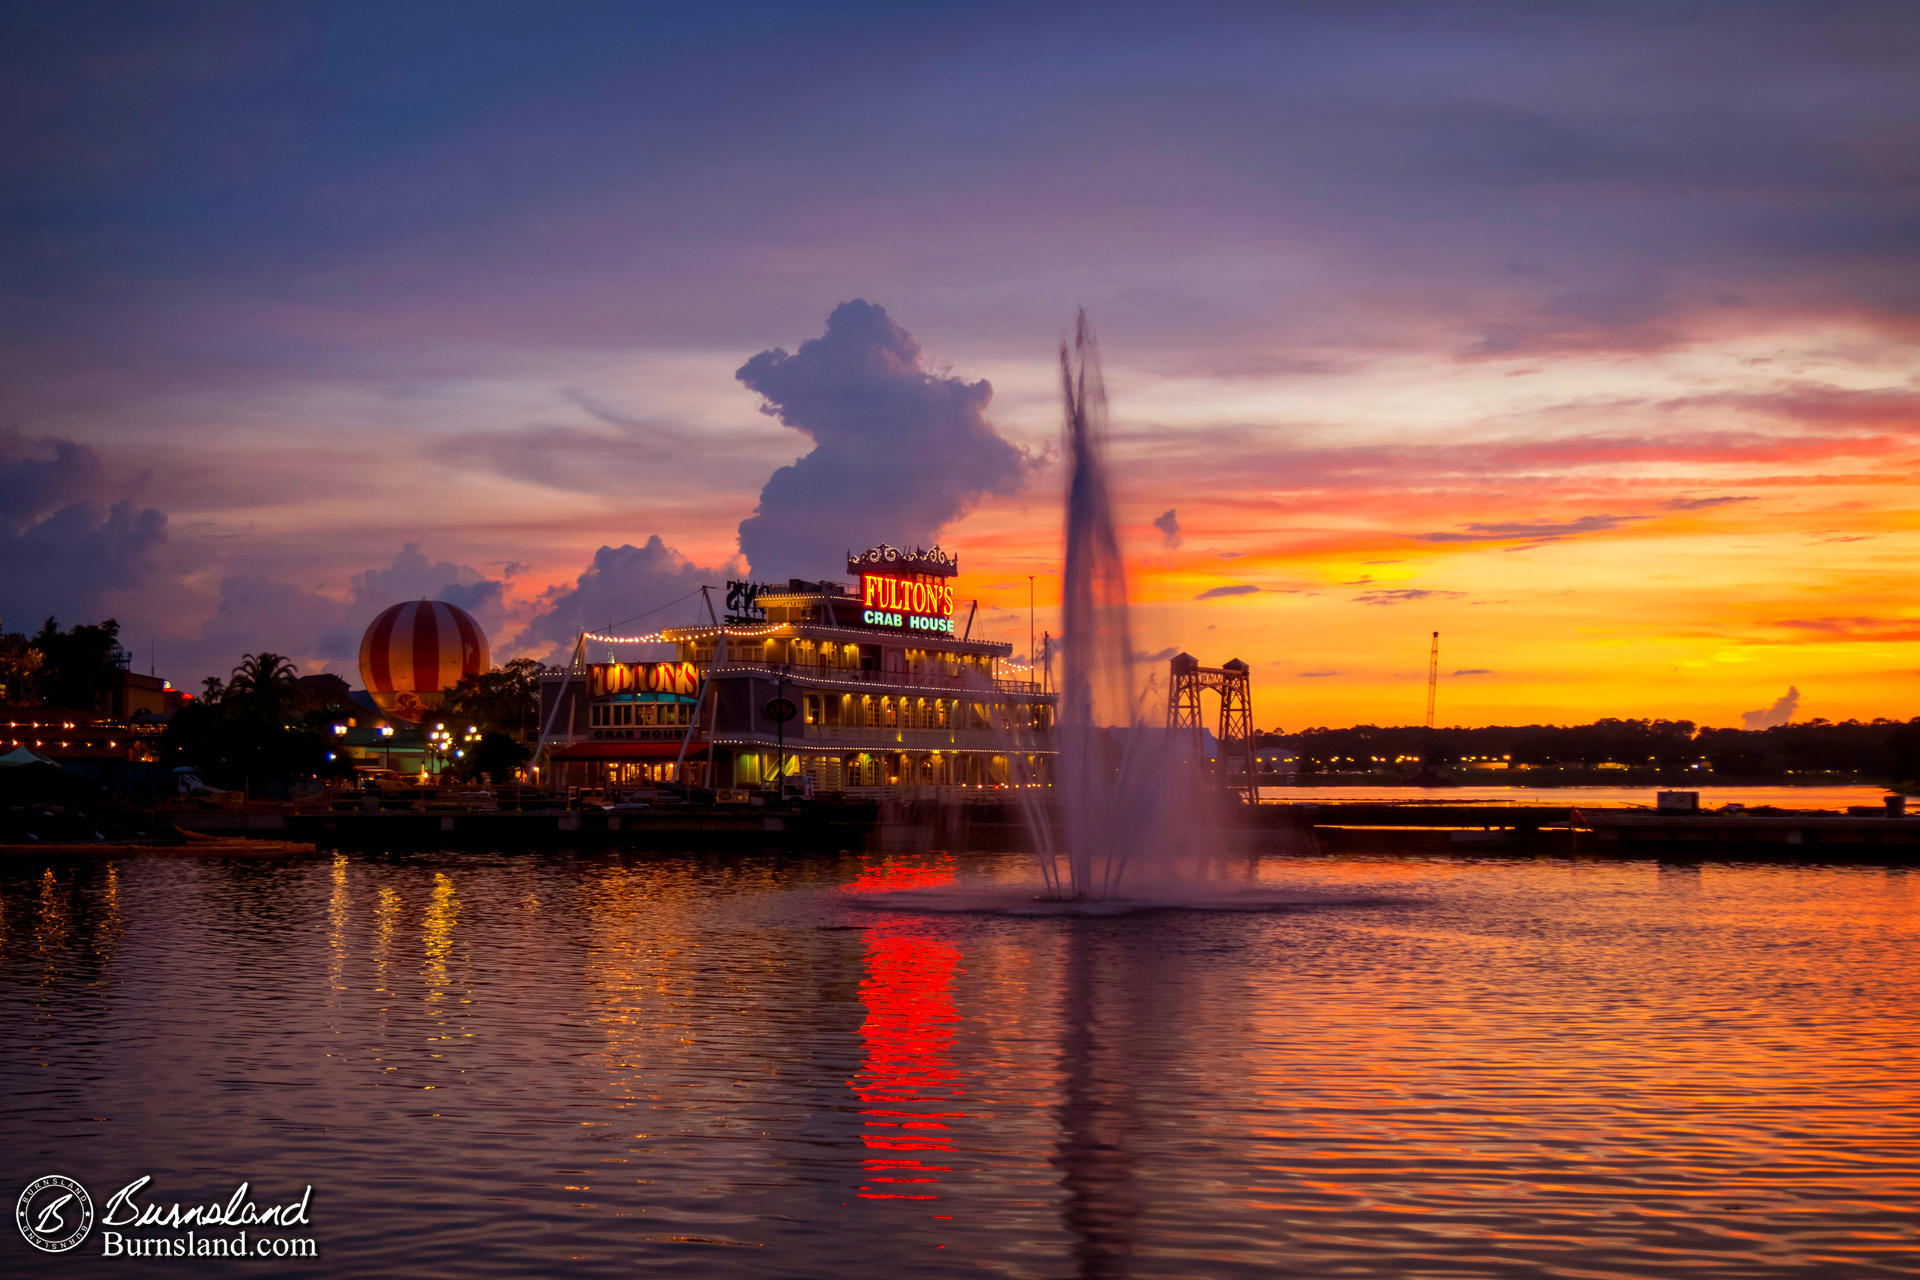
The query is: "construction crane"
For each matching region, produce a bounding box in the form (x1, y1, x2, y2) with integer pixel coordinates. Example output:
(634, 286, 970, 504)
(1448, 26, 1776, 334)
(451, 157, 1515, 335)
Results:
(1424, 630, 1439, 730)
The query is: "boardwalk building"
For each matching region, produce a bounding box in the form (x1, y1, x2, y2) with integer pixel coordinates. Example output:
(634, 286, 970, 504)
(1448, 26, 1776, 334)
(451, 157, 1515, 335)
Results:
(537, 546, 1055, 796)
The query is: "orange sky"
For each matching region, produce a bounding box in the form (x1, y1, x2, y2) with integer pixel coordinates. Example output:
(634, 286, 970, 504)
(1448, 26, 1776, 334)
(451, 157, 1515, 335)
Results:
(208, 316, 1907, 733)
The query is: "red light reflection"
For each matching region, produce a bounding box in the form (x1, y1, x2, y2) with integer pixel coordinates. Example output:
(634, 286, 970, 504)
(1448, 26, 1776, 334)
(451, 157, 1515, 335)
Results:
(842, 854, 957, 896)
(850, 929, 965, 1201)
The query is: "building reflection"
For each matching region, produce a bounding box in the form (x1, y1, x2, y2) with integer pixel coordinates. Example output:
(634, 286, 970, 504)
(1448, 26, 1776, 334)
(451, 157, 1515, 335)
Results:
(34, 866, 67, 989)
(327, 853, 350, 1017)
(373, 883, 400, 1012)
(422, 871, 458, 1005)
(420, 871, 471, 1089)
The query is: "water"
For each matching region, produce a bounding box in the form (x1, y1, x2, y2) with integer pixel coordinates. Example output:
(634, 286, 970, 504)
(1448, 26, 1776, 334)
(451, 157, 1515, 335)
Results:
(5, 847, 1920, 1277)
(1259, 784, 1897, 809)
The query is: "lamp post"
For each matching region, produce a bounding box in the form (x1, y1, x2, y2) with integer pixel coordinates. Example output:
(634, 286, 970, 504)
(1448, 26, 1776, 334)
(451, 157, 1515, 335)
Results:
(775, 668, 787, 799)
(1028, 574, 1035, 682)
(762, 667, 798, 803)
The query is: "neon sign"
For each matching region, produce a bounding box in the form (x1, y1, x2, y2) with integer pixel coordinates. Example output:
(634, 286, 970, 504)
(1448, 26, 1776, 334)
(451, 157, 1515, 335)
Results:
(861, 573, 957, 634)
(589, 660, 701, 698)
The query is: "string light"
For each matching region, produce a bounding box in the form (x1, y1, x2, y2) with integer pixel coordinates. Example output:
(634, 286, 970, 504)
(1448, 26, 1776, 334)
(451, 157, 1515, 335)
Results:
(581, 629, 670, 644)
(583, 623, 788, 645)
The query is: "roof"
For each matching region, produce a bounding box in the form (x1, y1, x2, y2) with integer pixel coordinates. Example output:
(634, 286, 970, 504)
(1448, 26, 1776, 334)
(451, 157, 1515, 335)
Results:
(0, 746, 59, 768)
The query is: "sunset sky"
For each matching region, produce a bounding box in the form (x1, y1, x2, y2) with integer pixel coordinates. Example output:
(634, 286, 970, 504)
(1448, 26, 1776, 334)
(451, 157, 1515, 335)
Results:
(4, 2, 1917, 729)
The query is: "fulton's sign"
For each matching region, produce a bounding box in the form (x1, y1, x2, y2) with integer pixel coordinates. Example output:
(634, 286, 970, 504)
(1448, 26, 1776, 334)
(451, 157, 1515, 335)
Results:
(589, 660, 701, 698)
(859, 573, 957, 634)
(849, 544, 961, 634)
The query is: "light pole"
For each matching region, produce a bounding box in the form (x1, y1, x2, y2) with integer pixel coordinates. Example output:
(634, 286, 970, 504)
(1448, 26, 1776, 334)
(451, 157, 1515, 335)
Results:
(1028, 575, 1035, 679)
(775, 668, 787, 800)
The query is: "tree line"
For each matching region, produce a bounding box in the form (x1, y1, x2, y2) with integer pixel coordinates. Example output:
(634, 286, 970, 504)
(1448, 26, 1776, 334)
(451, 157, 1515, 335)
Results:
(0, 616, 132, 712)
(165, 654, 544, 792)
(1270, 717, 1920, 785)
(2, 617, 546, 793)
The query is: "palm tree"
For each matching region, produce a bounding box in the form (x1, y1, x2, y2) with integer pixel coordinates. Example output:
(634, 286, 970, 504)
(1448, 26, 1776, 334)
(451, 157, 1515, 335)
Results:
(200, 676, 226, 704)
(229, 652, 299, 720)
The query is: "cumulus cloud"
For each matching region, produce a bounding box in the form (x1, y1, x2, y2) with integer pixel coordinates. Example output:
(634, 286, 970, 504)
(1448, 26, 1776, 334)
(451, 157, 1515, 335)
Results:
(198, 574, 362, 672)
(350, 543, 509, 633)
(1153, 508, 1182, 548)
(1134, 646, 1180, 663)
(1195, 584, 1260, 600)
(734, 301, 1031, 579)
(0, 430, 169, 630)
(194, 543, 511, 683)
(1741, 685, 1801, 730)
(511, 536, 725, 663)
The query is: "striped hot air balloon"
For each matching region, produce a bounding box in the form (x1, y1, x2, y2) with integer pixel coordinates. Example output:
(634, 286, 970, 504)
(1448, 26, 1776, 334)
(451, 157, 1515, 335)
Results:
(358, 600, 490, 723)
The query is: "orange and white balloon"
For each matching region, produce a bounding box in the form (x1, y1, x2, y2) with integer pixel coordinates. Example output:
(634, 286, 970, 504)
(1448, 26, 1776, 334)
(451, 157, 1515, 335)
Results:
(358, 600, 490, 722)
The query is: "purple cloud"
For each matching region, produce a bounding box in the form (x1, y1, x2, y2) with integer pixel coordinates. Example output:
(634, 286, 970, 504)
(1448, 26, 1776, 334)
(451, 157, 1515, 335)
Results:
(1153, 509, 1182, 548)
(1417, 515, 1641, 543)
(735, 301, 1031, 580)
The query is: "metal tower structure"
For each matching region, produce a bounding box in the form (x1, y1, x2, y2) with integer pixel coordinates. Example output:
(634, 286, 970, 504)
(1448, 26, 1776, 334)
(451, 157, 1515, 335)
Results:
(1167, 653, 1258, 805)
(1424, 630, 1439, 730)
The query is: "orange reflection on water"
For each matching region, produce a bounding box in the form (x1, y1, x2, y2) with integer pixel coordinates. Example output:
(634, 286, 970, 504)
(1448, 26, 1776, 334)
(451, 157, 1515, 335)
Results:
(852, 929, 965, 1202)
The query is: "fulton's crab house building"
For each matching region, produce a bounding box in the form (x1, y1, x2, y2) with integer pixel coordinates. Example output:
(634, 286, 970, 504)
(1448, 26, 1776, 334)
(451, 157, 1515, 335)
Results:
(536, 546, 1055, 793)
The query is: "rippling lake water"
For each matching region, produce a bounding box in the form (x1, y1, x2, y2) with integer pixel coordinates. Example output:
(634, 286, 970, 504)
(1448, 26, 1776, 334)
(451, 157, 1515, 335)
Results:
(4, 848, 1919, 1277)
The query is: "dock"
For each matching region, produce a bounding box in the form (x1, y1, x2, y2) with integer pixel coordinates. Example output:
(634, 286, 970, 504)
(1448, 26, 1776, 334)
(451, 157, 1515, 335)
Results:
(91, 794, 1920, 864)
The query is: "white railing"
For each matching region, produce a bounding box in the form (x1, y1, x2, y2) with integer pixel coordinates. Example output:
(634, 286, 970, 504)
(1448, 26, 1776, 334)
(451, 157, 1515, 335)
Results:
(710, 662, 1043, 696)
(804, 724, 1046, 748)
(542, 662, 1044, 696)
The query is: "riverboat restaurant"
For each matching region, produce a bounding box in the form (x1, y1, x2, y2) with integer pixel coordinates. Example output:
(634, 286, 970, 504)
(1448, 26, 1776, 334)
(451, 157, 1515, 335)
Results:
(536, 546, 1055, 795)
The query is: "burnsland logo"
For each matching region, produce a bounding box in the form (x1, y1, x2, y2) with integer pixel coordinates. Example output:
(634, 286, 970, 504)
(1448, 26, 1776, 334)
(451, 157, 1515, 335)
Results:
(16, 1175, 92, 1253)
(17, 1175, 319, 1260)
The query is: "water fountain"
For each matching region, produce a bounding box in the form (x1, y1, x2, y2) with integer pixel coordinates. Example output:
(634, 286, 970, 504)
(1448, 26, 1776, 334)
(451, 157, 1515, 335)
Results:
(855, 311, 1303, 912)
(1032, 312, 1229, 901)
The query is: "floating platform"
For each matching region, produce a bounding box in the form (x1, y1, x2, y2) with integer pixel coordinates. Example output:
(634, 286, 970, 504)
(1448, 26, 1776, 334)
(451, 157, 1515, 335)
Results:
(1575, 808, 1920, 859)
(279, 806, 864, 850)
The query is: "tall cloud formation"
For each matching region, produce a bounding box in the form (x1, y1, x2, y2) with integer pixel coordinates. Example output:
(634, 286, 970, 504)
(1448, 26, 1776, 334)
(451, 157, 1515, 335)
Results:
(735, 301, 1030, 580)
(1741, 686, 1801, 730)
(0, 430, 168, 630)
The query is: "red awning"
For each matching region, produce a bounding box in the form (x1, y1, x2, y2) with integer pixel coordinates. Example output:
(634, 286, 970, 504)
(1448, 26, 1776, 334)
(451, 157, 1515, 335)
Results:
(548, 741, 693, 761)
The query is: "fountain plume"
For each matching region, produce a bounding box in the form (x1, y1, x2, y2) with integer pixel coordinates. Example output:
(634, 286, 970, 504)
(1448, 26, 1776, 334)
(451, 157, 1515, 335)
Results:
(1039, 312, 1224, 900)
